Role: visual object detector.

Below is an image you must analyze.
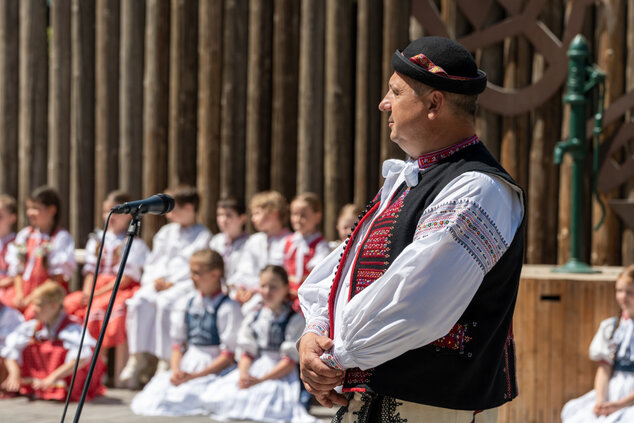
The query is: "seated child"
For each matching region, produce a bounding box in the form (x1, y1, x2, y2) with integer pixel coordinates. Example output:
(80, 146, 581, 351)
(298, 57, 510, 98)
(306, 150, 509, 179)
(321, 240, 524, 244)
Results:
(130, 249, 242, 416)
(0, 194, 17, 284)
(0, 303, 23, 396)
(284, 193, 331, 312)
(201, 265, 318, 423)
(1, 187, 76, 318)
(122, 184, 212, 386)
(64, 190, 150, 351)
(0, 281, 105, 401)
(209, 197, 248, 280)
(561, 265, 634, 423)
(227, 191, 291, 307)
(329, 203, 363, 250)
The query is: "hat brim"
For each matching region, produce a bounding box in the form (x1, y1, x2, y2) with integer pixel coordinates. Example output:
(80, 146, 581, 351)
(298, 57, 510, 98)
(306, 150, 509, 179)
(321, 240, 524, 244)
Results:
(392, 50, 487, 95)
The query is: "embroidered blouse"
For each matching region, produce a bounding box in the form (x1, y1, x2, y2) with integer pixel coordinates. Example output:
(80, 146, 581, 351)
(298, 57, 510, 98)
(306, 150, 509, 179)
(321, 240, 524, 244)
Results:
(299, 151, 524, 371)
(170, 290, 243, 354)
(6, 227, 76, 280)
(82, 230, 150, 281)
(0, 312, 96, 364)
(140, 222, 212, 287)
(237, 304, 305, 362)
(226, 229, 292, 291)
(284, 232, 331, 284)
(590, 315, 634, 369)
(209, 232, 249, 280)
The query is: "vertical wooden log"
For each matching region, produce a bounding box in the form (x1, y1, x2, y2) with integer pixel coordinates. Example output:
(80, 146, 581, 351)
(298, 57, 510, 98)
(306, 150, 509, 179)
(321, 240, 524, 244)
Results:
(0, 0, 19, 199)
(474, 4, 504, 160)
(354, 0, 382, 205)
(527, 1, 563, 265)
(49, 0, 72, 230)
(198, 0, 223, 230)
(142, 0, 170, 245)
(324, 0, 354, 241)
(220, 0, 247, 200)
(119, 0, 145, 200)
(168, 0, 198, 187)
(70, 0, 95, 254)
(623, 0, 634, 265)
(297, 0, 324, 197)
(18, 0, 48, 228)
(95, 0, 120, 225)
(270, 0, 299, 201)
(245, 0, 273, 203)
(380, 0, 410, 166)
(591, 0, 625, 266)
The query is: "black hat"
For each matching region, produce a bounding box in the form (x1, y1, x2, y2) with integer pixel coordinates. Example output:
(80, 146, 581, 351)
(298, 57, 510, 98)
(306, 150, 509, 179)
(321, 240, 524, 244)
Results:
(391, 36, 487, 95)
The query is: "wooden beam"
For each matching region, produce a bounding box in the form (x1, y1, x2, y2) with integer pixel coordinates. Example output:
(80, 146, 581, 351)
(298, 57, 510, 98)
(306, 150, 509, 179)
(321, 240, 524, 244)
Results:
(119, 0, 145, 200)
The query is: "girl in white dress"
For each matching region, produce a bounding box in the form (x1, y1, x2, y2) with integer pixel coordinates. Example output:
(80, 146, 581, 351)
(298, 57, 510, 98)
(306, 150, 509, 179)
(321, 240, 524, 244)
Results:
(130, 249, 242, 416)
(561, 265, 634, 422)
(203, 265, 319, 423)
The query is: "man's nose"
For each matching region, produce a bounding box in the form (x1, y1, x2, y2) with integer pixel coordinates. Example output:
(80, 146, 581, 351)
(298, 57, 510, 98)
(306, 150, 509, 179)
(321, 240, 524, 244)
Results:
(378, 97, 390, 112)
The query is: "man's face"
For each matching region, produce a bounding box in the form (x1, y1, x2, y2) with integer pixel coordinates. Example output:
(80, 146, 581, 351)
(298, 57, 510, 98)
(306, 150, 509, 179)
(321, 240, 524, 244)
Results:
(378, 72, 430, 158)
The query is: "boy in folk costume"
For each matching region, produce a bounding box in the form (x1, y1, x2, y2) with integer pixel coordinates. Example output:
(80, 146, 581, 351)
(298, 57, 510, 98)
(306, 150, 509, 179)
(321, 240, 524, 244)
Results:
(121, 185, 212, 388)
(209, 197, 249, 280)
(130, 249, 242, 416)
(64, 191, 150, 355)
(0, 281, 105, 402)
(227, 191, 291, 308)
(298, 37, 525, 422)
(0, 195, 18, 283)
(1, 187, 76, 319)
(284, 193, 331, 312)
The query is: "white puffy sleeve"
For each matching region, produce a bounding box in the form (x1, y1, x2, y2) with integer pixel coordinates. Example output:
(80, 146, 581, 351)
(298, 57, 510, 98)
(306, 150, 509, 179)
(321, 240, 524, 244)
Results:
(589, 317, 618, 364)
(0, 320, 37, 363)
(0, 307, 25, 350)
(307, 239, 333, 272)
(169, 295, 190, 347)
(325, 172, 524, 370)
(5, 228, 30, 277)
(217, 299, 243, 355)
(281, 313, 305, 362)
(236, 311, 258, 358)
(47, 230, 77, 279)
(123, 238, 150, 281)
(298, 245, 343, 338)
(227, 234, 264, 291)
(140, 225, 170, 286)
(58, 323, 97, 363)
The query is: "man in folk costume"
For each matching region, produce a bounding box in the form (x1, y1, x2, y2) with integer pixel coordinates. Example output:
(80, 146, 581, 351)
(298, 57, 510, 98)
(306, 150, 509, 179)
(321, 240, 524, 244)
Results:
(298, 36, 525, 422)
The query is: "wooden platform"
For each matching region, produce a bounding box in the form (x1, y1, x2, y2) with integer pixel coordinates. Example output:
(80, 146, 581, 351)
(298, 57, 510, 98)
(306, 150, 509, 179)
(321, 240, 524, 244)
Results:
(498, 265, 623, 423)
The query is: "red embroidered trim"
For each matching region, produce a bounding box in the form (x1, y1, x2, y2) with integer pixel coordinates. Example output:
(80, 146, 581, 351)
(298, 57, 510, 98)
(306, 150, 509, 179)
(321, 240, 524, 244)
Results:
(407, 52, 479, 81)
(416, 135, 479, 170)
(430, 323, 472, 351)
(344, 367, 373, 385)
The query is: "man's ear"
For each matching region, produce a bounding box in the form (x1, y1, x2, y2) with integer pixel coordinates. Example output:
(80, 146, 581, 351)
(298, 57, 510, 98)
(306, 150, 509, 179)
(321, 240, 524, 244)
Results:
(427, 90, 445, 120)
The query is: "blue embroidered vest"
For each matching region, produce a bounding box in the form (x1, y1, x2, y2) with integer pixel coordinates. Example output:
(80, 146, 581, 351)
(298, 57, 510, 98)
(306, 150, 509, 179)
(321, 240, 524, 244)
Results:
(329, 142, 526, 410)
(252, 305, 295, 353)
(186, 294, 229, 346)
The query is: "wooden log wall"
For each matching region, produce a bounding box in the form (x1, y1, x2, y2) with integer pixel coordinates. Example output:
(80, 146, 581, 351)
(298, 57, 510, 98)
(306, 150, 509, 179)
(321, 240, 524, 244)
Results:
(0, 0, 633, 266)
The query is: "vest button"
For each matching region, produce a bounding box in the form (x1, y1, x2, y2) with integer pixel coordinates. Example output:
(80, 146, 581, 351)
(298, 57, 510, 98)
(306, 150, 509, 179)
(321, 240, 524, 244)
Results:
(467, 352, 473, 358)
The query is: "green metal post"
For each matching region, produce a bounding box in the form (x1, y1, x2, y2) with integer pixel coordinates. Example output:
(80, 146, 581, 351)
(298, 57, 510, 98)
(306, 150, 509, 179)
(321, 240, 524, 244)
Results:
(553, 35, 598, 273)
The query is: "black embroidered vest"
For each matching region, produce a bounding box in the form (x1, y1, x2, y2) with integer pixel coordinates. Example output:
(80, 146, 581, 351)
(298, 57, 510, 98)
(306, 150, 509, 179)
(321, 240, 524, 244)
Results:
(329, 142, 526, 410)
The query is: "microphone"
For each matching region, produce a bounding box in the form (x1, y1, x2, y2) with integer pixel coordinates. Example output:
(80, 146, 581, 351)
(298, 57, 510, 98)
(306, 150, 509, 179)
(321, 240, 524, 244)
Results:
(111, 194, 175, 216)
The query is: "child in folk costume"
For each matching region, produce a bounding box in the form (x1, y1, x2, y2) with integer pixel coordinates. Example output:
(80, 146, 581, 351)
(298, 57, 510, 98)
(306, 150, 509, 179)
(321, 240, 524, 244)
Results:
(284, 193, 331, 312)
(0, 303, 23, 396)
(329, 203, 363, 250)
(121, 185, 212, 387)
(64, 191, 149, 351)
(0, 195, 17, 284)
(0, 281, 105, 401)
(562, 265, 634, 423)
(1, 187, 76, 318)
(209, 197, 248, 280)
(202, 265, 318, 423)
(130, 249, 242, 416)
(227, 191, 291, 307)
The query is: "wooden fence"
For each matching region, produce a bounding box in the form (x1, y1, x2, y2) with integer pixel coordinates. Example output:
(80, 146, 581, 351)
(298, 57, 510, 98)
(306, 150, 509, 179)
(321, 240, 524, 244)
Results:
(0, 0, 633, 267)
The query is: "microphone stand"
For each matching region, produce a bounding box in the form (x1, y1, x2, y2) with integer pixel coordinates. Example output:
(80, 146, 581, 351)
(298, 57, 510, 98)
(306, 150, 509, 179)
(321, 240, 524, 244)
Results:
(72, 213, 142, 423)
